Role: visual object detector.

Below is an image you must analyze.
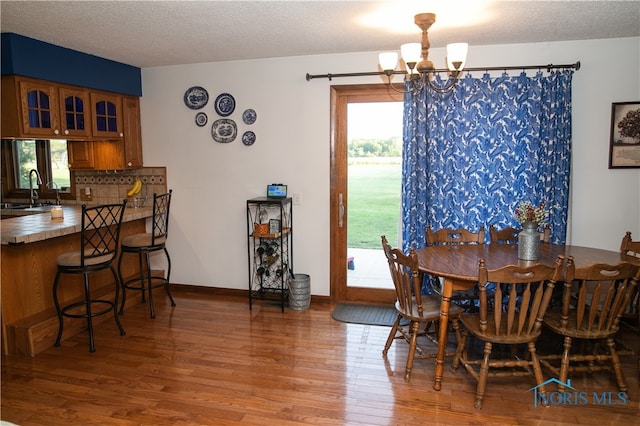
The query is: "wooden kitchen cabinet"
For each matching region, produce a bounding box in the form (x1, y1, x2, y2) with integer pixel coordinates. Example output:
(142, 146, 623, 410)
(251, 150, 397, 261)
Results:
(2, 76, 143, 170)
(69, 140, 129, 170)
(1, 76, 93, 139)
(1, 76, 60, 138)
(67, 140, 94, 169)
(74, 96, 142, 170)
(58, 86, 92, 138)
(90, 91, 123, 139)
(122, 96, 143, 168)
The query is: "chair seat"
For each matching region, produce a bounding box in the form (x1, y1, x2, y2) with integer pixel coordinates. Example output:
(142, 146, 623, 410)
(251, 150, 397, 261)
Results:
(56, 250, 114, 267)
(459, 313, 541, 345)
(121, 233, 166, 248)
(397, 295, 464, 321)
(543, 310, 618, 340)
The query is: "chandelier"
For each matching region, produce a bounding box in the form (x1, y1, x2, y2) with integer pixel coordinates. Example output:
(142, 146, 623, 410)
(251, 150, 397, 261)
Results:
(378, 13, 468, 94)
(305, 13, 580, 86)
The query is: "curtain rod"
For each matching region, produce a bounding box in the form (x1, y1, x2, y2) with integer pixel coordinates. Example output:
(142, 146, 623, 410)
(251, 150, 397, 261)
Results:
(305, 61, 580, 81)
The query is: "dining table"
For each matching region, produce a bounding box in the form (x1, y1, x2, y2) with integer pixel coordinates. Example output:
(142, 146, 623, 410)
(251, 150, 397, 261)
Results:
(414, 242, 640, 391)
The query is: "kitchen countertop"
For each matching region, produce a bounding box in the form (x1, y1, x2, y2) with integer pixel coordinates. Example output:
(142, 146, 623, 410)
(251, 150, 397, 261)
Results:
(1, 205, 153, 245)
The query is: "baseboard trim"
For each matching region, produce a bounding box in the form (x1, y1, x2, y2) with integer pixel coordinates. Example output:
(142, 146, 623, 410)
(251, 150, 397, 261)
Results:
(170, 283, 330, 305)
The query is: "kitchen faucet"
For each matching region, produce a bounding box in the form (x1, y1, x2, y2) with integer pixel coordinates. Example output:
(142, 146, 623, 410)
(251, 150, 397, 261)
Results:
(29, 169, 43, 207)
(46, 181, 61, 205)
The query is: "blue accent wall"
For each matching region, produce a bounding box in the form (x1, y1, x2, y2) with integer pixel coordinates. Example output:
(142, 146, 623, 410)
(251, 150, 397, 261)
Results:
(1, 33, 142, 96)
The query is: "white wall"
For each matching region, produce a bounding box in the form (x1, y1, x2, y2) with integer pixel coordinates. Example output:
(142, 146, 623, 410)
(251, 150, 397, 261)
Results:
(141, 37, 640, 295)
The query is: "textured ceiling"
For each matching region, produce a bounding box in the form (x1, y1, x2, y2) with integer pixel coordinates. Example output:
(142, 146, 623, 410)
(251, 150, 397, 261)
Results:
(1, 0, 639, 68)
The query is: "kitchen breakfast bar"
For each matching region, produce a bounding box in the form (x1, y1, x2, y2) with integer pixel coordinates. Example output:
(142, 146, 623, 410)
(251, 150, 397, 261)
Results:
(1, 205, 153, 356)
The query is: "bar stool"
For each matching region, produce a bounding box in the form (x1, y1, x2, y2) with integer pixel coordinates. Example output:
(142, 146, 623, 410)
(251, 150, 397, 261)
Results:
(52, 201, 127, 352)
(118, 190, 175, 318)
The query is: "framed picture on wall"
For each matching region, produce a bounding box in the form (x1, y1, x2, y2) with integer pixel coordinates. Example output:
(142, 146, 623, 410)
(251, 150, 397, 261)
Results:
(609, 101, 640, 169)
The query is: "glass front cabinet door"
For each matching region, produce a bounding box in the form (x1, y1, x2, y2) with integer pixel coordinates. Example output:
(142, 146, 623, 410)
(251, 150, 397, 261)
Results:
(59, 87, 91, 138)
(91, 92, 123, 139)
(18, 79, 61, 137)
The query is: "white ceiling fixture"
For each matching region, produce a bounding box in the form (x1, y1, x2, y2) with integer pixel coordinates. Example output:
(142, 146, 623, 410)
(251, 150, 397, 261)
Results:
(306, 8, 581, 87)
(377, 13, 469, 94)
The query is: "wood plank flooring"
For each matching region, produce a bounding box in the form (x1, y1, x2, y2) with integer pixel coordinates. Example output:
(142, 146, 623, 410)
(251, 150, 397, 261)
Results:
(2, 287, 639, 425)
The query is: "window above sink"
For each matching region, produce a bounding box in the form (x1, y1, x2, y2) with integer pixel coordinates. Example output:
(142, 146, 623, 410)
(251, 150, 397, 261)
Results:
(1, 138, 72, 203)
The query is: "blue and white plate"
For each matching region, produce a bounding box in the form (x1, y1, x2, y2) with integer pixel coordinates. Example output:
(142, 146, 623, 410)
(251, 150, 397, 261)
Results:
(242, 131, 256, 146)
(184, 86, 209, 110)
(195, 112, 208, 127)
(214, 93, 236, 117)
(211, 119, 237, 143)
(242, 109, 257, 125)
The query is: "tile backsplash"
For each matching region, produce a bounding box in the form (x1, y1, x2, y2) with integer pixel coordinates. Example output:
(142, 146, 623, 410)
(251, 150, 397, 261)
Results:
(73, 167, 167, 206)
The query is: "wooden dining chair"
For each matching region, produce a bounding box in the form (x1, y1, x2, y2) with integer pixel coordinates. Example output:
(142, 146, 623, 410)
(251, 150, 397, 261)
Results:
(540, 257, 640, 397)
(489, 224, 551, 244)
(452, 255, 564, 409)
(426, 225, 485, 311)
(619, 233, 640, 329)
(619, 231, 640, 384)
(381, 236, 463, 381)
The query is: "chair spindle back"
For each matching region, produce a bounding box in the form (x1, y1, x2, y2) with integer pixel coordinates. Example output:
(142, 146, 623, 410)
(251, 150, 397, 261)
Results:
(477, 256, 564, 337)
(382, 236, 424, 318)
(560, 257, 639, 333)
(426, 225, 485, 246)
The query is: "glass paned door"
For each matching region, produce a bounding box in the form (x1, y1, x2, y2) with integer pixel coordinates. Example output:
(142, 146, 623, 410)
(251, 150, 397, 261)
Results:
(346, 102, 403, 291)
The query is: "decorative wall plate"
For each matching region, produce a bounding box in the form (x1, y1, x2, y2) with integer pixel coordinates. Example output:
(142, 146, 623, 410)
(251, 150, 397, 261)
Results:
(214, 93, 236, 117)
(242, 131, 256, 146)
(242, 109, 257, 125)
(183, 86, 209, 110)
(195, 112, 208, 127)
(211, 118, 237, 143)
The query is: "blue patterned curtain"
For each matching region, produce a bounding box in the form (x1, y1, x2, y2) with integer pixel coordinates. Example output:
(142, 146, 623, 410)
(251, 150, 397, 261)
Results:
(401, 71, 573, 253)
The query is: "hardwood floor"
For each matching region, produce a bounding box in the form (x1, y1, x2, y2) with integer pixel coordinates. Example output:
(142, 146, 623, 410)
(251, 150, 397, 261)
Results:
(2, 287, 638, 425)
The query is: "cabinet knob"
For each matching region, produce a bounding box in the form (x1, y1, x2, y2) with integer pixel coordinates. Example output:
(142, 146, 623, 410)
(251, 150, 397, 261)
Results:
(54, 129, 60, 135)
(64, 129, 69, 135)
(119, 132, 124, 137)
(127, 162, 132, 167)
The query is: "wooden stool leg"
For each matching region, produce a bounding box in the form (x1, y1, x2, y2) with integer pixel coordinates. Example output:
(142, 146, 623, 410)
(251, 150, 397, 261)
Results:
(475, 341, 492, 409)
(383, 314, 401, 356)
(607, 337, 628, 394)
(558, 336, 572, 391)
(451, 326, 467, 373)
(405, 321, 420, 381)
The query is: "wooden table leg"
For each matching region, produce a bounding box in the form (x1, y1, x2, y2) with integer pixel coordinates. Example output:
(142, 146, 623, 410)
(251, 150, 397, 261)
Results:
(434, 277, 453, 391)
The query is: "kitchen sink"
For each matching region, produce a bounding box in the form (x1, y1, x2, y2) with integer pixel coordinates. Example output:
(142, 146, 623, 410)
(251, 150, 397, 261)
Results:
(0, 203, 32, 209)
(0, 202, 52, 210)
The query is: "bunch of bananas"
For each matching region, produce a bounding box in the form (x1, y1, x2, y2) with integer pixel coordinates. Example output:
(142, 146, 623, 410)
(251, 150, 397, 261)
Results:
(127, 178, 143, 197)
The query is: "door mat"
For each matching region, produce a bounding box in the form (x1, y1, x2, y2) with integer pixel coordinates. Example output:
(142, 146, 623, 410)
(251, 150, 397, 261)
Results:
(331, 303, 408, 327)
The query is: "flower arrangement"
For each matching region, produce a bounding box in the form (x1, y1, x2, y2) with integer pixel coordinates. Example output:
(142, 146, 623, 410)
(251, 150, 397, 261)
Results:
(514, 201, 547, 225)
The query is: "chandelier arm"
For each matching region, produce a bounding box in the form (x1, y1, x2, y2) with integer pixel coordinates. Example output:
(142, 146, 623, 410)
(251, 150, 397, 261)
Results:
(382, 74, 418, 95)
(425, 74, 458, 94)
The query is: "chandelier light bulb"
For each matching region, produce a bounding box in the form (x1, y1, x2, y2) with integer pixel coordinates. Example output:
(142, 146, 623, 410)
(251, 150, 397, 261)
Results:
(378, 51, 398, 72)
(446, 43, 468, 71)
(400, 42, 422, 66)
